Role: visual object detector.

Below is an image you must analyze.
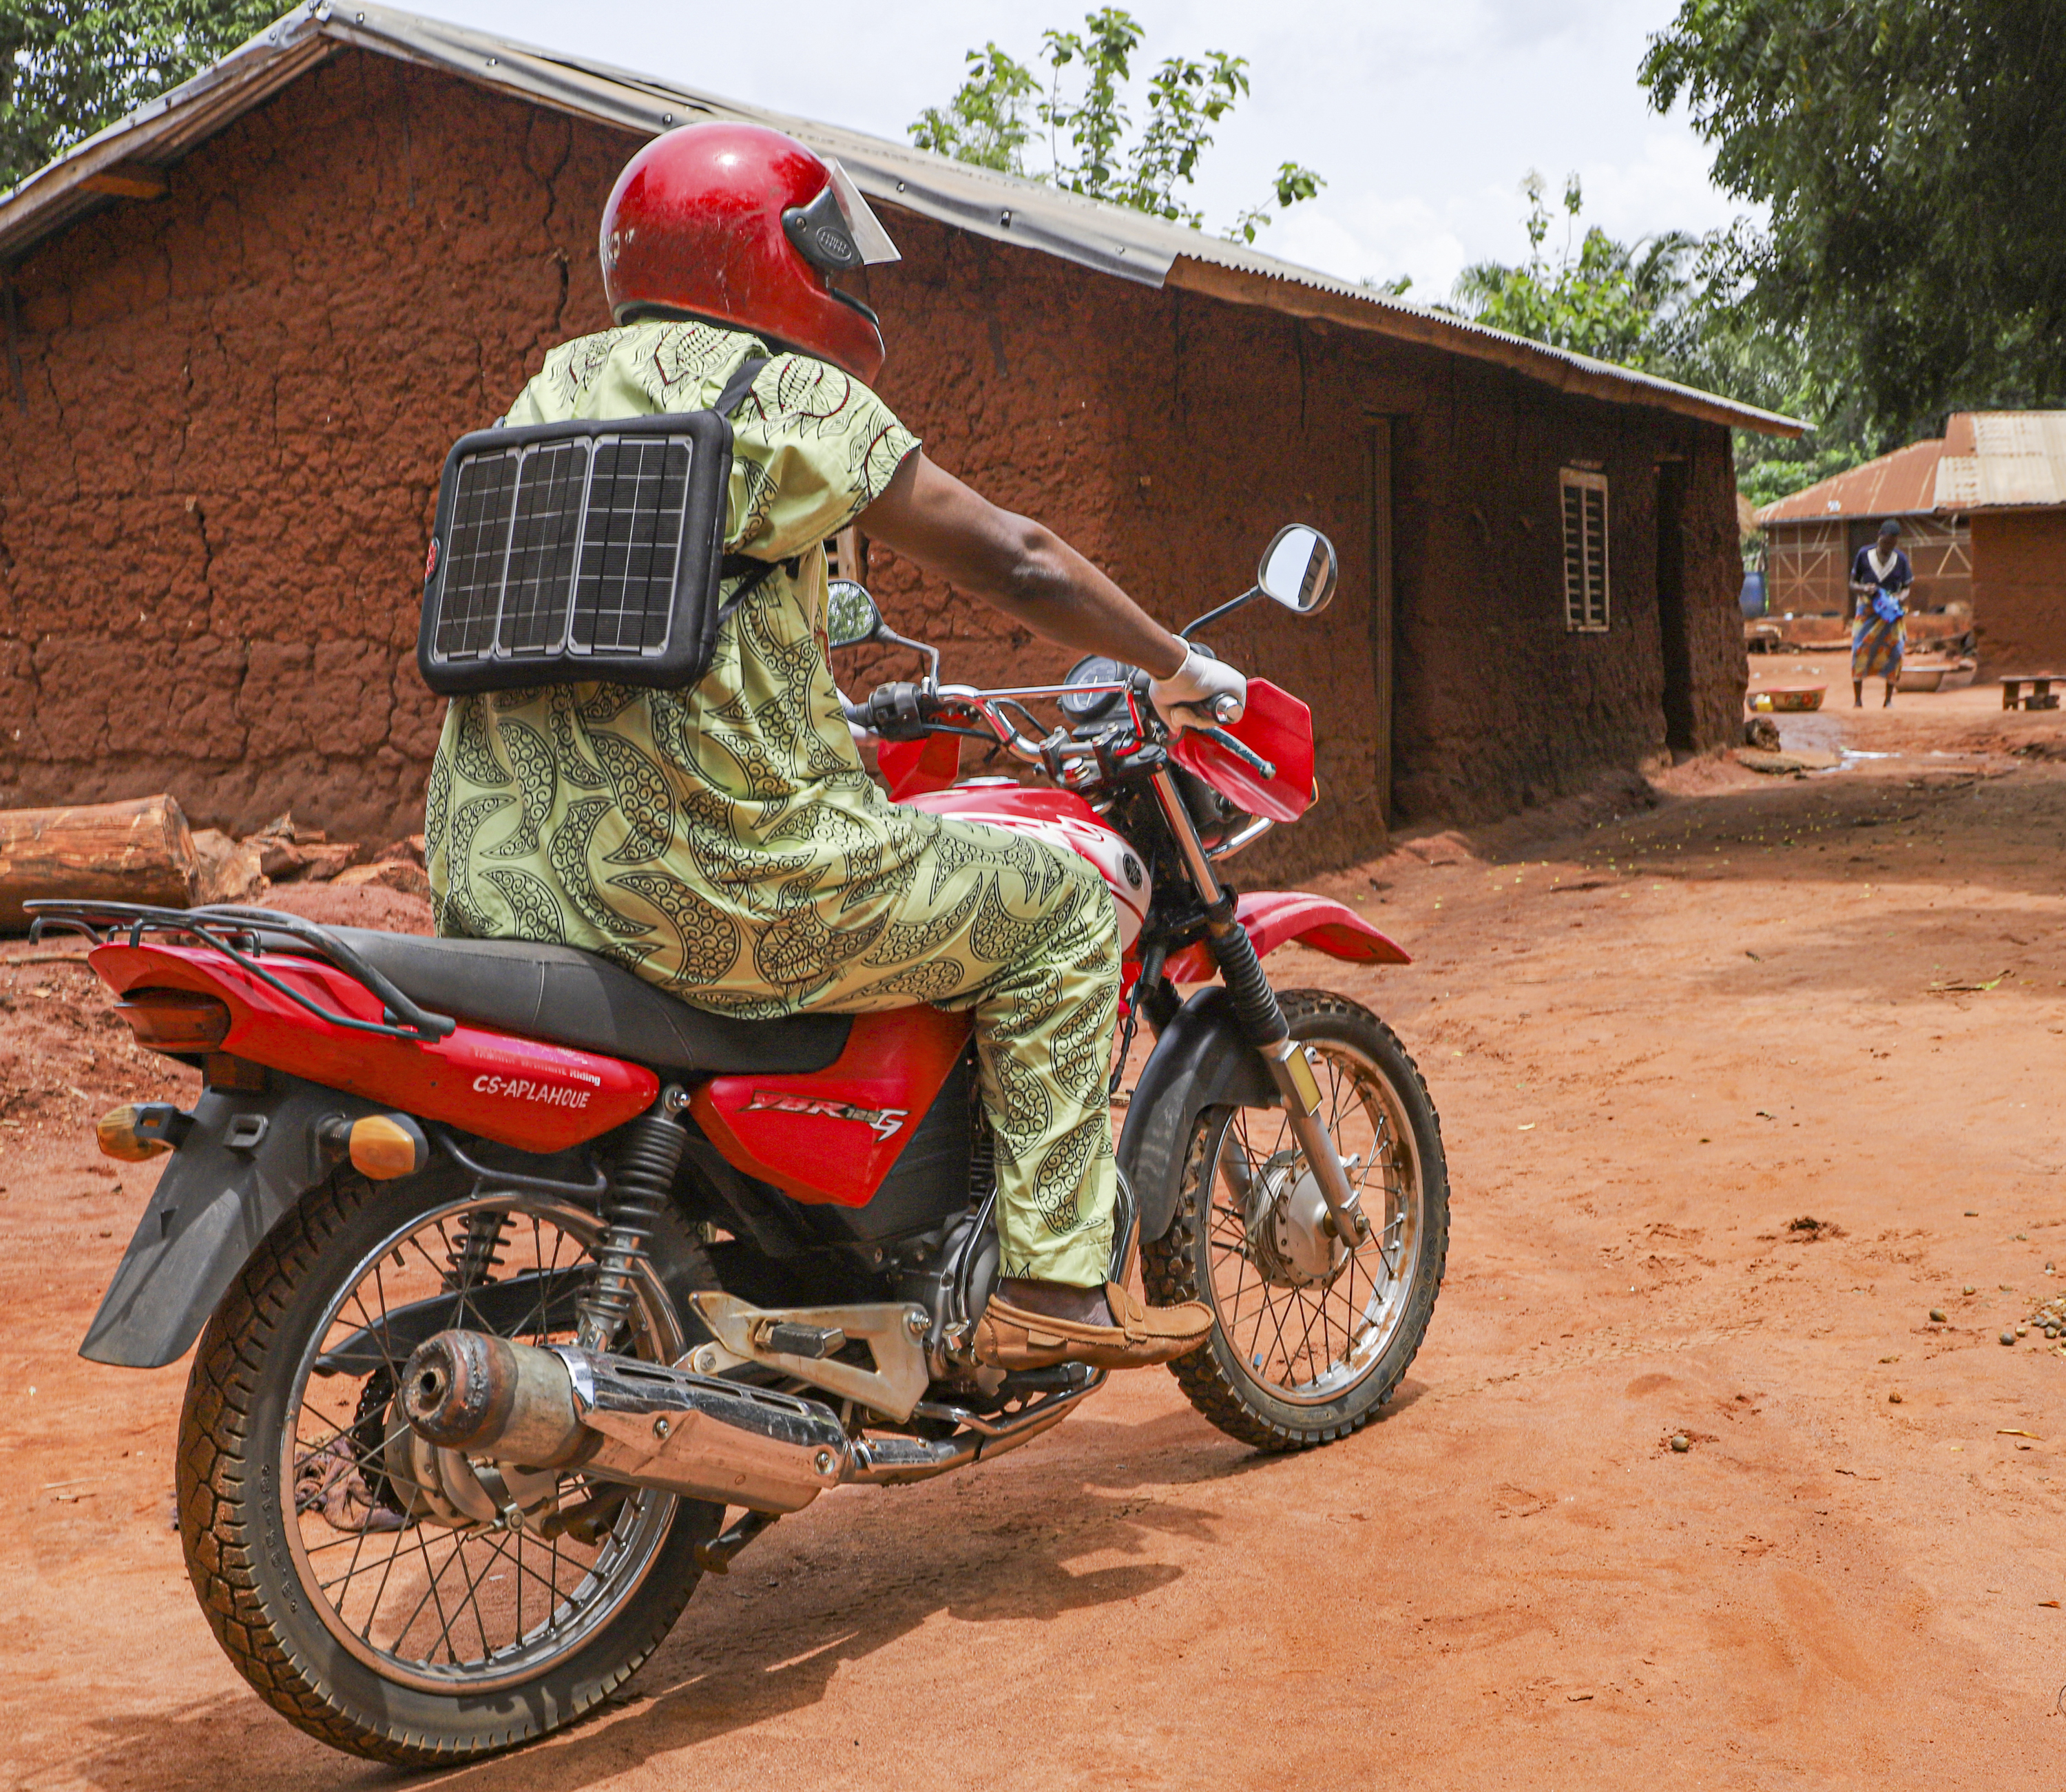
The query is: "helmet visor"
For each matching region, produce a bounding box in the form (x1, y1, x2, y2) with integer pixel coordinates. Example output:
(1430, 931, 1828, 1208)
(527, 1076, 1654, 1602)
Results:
(824, 160, 901, 265)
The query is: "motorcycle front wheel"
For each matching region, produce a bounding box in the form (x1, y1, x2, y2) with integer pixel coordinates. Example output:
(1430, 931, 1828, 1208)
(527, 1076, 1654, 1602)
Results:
(1142, 989, 1448, 1450)
(177, 1162, 722, 1764)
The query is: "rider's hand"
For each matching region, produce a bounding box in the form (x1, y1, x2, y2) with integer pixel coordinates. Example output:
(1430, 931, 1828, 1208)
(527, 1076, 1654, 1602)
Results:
(1149, 645, 1247, 734)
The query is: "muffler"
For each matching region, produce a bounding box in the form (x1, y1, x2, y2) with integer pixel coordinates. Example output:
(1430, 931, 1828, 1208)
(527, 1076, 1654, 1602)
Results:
(401, 1329, 849, 1514)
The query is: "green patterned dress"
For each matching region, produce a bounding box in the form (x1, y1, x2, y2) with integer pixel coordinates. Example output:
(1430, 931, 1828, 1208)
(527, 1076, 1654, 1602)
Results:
(425, 322, 1119, 1283)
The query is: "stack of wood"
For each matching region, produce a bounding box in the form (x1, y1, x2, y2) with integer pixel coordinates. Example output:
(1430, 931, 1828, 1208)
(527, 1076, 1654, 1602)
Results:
(0, 796, 430, 929)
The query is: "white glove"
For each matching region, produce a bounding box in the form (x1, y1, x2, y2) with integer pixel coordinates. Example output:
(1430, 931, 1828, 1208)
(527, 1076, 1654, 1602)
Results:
(1149, 645, 1247, 734)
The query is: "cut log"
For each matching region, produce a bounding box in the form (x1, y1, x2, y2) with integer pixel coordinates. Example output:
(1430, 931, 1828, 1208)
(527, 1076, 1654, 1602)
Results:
(190, 829, 266, 907)
(0, 795, 199, 929)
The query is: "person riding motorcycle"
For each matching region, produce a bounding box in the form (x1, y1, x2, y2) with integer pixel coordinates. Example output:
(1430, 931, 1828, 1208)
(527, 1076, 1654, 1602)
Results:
(424, 123, 1246, 1369)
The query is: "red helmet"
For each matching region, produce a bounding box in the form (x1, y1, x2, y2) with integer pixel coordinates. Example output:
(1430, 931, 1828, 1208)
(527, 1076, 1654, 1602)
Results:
(599, 122, 901, 384)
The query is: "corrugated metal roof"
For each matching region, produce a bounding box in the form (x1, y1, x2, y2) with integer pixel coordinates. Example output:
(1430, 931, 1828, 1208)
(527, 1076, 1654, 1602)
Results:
(1936, 413, 2066, 510)
(0, 1, 1802, 437)
(1758, 410, 2066, 525)
(1755, 437, 1948, 525)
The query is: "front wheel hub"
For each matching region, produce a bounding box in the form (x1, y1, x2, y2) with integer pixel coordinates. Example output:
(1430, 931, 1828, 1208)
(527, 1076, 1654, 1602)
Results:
(1247, 1151, 1348, 1289)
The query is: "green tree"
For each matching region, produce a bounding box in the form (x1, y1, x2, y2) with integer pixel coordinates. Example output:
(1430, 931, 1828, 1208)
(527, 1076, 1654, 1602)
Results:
(1446, 174, 1872, 511)
(909, 7, 1322, 244)
(1448, 172, 1690, 368)
(1, 0, 276, 191)
(908, 44, 1037, 176)
(1640, 0, 2066, 441)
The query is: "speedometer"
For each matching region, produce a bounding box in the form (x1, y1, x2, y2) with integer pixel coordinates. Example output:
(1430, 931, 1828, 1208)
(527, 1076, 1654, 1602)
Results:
(1059, 654, 1134, 722)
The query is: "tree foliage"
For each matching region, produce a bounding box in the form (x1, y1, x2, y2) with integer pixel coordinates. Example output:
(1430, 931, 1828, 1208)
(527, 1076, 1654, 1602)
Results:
(1445, 174, 1873, 511)
(1, 0, 274, 191)
(910, 8, 1322, 244)
(1641, 0, 2066, 441)
(1448, 172, 1703, 370)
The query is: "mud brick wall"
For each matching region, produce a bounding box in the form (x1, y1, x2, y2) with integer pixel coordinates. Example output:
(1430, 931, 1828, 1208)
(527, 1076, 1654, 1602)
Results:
(0, 49, 1744, 878)
(1970, 511, 2066, 674)
(1381, 368, 1740, 821)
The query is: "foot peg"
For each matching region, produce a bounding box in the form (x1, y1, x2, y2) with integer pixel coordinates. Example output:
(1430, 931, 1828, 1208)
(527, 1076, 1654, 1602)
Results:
(752, 1319, 846, 1360)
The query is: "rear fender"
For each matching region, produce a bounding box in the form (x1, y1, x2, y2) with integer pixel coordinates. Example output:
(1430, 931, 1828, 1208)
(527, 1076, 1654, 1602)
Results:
(81, 1076, 412, 1369)
(90, 941, 657, 1152)
(1116, 986, 1278, 1244)
(1160, 891, 1410, 986)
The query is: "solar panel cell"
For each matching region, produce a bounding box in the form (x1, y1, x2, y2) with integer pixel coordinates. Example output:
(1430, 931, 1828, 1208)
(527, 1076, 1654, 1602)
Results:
(435, 452, 519, 659)
(499, 439, 590, 656)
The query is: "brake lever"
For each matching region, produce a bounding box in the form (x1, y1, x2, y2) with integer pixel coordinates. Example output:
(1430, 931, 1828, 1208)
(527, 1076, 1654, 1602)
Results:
(1191, 725, 1276, 782)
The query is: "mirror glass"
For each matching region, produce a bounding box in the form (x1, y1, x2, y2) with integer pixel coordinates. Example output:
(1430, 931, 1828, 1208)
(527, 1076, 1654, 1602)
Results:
(1257, 525, 1339, 615)
(824, 579, 881, 649)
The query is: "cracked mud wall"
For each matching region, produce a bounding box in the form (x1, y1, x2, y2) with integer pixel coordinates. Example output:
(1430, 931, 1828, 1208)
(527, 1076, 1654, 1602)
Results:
(0, 54, 627, 844)
(0, 50, 1743, 874)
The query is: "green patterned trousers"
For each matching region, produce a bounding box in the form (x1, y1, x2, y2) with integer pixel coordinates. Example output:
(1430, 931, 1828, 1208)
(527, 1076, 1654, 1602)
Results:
(863, 814, 1121, 1284)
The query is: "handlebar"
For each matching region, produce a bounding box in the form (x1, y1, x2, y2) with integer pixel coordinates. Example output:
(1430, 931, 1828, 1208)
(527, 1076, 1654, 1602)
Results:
(847, 678, 1140, 774)
(847, 676, 1266, 782)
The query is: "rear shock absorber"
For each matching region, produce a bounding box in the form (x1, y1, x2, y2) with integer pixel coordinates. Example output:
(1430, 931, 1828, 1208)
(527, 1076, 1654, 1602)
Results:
(576, 1088, 689, 1353)
(444, 1210, 511, 1291)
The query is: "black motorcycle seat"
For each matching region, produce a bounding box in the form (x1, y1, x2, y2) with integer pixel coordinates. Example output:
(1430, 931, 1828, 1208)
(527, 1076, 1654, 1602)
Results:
(309, 926, 852, 1077)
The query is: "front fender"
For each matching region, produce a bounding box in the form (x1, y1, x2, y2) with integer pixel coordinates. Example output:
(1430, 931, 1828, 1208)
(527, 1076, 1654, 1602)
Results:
(80, 1077, 395, 1369)
(1161, 891, 1410, 986)
(1116, 986, 1278, 1244)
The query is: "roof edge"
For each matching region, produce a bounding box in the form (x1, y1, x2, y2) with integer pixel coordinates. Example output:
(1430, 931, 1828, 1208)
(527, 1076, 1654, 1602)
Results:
(1166, 258, 1804, 437)
(0, 10, 326, 252)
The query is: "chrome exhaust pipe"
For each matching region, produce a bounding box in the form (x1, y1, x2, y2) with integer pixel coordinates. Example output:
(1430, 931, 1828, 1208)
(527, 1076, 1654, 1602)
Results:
(402, 1330, 849, 1514)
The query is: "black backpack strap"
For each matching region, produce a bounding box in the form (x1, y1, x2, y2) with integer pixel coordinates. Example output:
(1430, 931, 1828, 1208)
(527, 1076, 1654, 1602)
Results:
(710, 355, 786, 625)
(713, 354, 769, 423)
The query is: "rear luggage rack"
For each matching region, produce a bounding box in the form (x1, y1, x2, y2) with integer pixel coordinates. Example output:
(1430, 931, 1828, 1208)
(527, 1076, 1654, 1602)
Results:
(25, 900, 457, 1043)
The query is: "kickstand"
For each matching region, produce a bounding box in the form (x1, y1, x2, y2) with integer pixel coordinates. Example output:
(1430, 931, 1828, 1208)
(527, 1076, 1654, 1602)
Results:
(695, 1507, 780, 1576)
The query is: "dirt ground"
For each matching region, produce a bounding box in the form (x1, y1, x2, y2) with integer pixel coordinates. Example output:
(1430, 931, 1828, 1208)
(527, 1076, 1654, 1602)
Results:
(6, 677, 2066, 1789)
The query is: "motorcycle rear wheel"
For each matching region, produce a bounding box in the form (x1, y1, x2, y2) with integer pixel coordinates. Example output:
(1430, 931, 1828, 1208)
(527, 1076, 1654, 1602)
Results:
(1142, 989, 1448, 1450)
(176, 1163, 722, 1764)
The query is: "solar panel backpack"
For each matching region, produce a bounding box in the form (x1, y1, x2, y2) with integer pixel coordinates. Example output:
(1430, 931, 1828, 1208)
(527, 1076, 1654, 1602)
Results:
(416, 358, 775, 696)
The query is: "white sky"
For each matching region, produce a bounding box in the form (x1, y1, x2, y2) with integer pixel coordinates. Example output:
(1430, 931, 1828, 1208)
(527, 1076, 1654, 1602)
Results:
(406, 0, 1747, 300)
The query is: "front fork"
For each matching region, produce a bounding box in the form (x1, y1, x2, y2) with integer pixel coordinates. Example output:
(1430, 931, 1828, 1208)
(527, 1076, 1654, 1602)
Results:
(1147, 769, 1369, 1246)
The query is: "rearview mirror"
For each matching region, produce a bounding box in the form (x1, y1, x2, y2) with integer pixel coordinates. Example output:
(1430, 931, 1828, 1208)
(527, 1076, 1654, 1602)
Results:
(825, 579, 881, 649)
(1257, 525, 1338, 616)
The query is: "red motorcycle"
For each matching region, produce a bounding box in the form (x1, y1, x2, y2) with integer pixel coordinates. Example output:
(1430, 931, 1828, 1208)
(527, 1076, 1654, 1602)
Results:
(41, 523, 1446, 1764)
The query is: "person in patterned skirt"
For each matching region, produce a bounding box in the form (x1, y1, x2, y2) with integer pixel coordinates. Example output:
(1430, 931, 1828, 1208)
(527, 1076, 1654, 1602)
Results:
(426, 123, 1242, 1370)
(1848, 519, 1911, 708)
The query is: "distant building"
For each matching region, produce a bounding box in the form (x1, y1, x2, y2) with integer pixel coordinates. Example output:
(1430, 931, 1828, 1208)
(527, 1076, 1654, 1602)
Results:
(1758, 413, 2066, 671)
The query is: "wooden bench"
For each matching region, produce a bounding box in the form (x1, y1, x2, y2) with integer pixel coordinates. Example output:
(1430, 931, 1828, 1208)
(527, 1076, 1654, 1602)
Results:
(2002, 676, 2062, 711)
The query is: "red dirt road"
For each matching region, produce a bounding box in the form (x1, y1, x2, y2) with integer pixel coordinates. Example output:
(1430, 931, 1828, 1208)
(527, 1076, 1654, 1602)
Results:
(5, 686, 2065, 1789)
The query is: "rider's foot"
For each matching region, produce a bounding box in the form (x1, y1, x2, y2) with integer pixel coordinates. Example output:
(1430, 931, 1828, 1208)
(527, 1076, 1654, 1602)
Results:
(978, 1278, 1212, 1371)
(997, 1276, 1115, 1326)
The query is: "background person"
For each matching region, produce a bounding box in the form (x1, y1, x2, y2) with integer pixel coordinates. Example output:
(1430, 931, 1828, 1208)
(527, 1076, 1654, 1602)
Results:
(1849, 519, 1912, 707)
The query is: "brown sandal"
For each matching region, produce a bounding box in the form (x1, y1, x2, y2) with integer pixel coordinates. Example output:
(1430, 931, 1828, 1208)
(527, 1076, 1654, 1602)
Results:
(973, 1282, 1213, 1371)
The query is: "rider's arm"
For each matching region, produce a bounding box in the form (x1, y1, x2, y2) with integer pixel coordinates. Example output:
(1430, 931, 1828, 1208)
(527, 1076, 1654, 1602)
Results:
(861, 450, 1187, 678)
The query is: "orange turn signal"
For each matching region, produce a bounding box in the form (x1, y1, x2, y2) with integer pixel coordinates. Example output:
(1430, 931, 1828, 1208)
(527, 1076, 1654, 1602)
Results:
(98, 1104, 172, 1163)
(347, 1114, 428, 1180)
